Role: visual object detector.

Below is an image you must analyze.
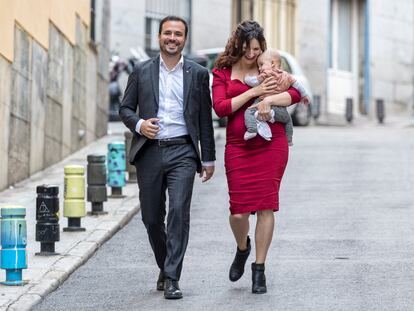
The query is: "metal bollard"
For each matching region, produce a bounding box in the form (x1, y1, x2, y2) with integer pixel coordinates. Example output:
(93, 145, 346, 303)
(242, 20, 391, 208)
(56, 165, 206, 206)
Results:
(107, 142, 126, 198)
(345, 98, 353, 123)
(376, 99, 385, 124)
(124, 131, 137, 183)
(0, 205, 28, 285)
(63, 165, 86, 231)
(87, 154, 108, 215)
(35, 185, 60, 256)
(312, 95, 321, 120)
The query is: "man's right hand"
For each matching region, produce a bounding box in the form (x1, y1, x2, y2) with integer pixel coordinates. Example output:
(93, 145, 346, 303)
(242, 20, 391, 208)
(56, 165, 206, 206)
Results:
(140, 118, 160, 139)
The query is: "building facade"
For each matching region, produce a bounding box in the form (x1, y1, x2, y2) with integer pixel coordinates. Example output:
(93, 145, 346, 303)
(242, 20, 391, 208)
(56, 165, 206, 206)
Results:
(232, 0, 296, 55)
(0, 0, 110, 190)
(233, 0, 414, 121)
(110, 0, 232, 60)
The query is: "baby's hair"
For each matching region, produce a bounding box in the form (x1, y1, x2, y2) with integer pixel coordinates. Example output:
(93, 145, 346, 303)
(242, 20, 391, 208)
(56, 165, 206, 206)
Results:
(259, 49, 281, 68)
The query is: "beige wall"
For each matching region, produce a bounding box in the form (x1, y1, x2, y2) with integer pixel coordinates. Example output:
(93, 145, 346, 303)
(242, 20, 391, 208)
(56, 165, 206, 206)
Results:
(0, 0, 90, 62)
(232, 0, 297, 55)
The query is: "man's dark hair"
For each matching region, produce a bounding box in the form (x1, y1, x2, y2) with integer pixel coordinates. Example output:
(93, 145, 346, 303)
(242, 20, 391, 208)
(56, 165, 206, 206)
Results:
(158, 15, 188, 38)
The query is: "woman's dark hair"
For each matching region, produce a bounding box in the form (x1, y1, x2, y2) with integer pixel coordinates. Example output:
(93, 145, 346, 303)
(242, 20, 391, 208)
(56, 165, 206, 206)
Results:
(215, 20, 266, 69)
(158, 15, 188, 38)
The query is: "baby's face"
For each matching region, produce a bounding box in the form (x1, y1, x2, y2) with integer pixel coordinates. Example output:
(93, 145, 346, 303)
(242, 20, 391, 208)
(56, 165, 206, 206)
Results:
(257, 57, 273, 73)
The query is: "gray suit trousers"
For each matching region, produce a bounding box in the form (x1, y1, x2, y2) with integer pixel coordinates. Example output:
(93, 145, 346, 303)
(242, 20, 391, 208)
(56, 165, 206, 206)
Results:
(134, 141, 197, 280)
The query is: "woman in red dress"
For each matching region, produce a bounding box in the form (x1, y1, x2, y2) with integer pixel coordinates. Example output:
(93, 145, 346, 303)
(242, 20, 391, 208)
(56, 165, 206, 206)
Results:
(212, 21, 301, 294)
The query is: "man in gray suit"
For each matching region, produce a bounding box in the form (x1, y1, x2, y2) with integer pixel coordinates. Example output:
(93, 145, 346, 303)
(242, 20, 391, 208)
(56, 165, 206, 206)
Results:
(119, 16, 215, 299)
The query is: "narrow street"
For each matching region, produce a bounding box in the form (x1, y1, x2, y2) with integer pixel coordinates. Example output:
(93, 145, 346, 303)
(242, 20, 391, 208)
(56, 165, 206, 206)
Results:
(35, 124, 414, 311)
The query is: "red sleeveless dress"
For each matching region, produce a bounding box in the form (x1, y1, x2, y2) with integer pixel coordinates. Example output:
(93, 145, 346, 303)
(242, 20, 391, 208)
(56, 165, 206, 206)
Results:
(212, 67, 301, 214)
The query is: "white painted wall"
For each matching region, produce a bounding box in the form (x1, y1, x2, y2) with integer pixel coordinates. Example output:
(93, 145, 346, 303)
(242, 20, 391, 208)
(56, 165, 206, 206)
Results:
(110, 0, 146, 60)
(296, 0, 414, 118)
(370, 0, 414, 116)
(296, 0, 330, 114)
(191, 0, 232, 52)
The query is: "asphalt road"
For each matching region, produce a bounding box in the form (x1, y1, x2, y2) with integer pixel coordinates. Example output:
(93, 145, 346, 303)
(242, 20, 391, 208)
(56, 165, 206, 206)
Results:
(35, 124, 414, 311)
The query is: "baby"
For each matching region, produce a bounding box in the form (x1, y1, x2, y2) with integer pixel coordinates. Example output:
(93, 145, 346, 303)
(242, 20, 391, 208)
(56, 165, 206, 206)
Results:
(244, 49, 310, 145)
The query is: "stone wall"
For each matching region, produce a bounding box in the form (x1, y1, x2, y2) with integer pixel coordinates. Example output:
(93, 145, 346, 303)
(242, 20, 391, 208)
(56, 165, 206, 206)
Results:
(71, 17, 88, 152)
(0, 3, 110, 190)
(8, 26, 31, 185)
(0, 58, 11, 190)
(45, 24, 64, 167)
(30, 41, 48, 174)
(61, 38, 74, 158)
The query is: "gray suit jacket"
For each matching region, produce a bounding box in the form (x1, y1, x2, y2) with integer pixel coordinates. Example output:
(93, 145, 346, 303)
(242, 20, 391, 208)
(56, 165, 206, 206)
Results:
(119, 55, 216, 173)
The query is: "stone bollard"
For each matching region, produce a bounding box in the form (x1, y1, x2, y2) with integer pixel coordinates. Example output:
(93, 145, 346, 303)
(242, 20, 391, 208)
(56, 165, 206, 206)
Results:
(35, 185, 60, 256)
(87, 154, 108, 215)
(107, 142, 126, 198)
(63, 165, 86, 231)
(0, 205, 28, 285)
(124, 131, 137, 183)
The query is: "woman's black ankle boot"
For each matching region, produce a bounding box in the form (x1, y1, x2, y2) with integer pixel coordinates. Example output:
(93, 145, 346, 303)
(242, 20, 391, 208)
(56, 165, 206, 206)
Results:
(229, 236, 251, 282)
(251, 262, 267, 294)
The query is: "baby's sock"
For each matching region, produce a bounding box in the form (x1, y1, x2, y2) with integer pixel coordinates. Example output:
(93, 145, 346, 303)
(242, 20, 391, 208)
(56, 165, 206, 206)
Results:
(244, 131, 257, 141)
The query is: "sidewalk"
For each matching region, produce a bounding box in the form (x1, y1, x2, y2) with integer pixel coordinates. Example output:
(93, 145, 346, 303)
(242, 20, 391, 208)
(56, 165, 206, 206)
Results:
(0, 123, 140, 311)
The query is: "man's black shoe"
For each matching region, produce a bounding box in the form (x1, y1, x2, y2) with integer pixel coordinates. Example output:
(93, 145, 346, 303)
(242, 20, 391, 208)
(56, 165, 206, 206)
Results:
(164, 278, 183, 299)
(229, 236, 251, 282)
(157, 271, 165, 291)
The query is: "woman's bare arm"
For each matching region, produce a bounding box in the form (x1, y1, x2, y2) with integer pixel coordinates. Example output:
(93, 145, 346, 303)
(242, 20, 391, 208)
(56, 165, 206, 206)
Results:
(249, 87, 301, 121)
(262, 92, 293, 107)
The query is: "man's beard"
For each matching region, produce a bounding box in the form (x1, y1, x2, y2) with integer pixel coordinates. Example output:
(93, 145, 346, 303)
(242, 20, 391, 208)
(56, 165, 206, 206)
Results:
(160, 40, 183, 56)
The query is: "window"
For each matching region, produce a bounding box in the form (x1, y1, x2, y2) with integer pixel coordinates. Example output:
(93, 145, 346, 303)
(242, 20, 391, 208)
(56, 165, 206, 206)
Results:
(330, 0, 353, 71)
(145, 17, 161, 56)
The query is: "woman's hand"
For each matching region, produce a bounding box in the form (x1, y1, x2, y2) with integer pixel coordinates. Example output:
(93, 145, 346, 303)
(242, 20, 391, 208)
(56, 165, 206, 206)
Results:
(250, 76, 277, 97)
(248, 98, 272, 121)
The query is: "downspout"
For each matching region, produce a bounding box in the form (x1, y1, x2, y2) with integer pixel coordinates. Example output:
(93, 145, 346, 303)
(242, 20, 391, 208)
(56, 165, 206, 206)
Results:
(363, 0, 370, 114)
(412, 0, 414, 119)
(188, 0, 192, 53)
(326, 0, 332, 116)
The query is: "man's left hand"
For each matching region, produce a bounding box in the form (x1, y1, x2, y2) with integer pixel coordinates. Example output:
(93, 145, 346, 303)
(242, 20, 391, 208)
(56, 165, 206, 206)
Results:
(199, 166, 215, 182)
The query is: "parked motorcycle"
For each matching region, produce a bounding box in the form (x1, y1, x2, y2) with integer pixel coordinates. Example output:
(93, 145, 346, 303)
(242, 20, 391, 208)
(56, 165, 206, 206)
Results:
(108, 49, 149, 122)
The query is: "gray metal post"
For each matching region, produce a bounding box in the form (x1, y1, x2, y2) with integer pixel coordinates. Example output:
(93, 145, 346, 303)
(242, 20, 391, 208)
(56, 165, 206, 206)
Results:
(376, 99, 385, 124)
(312, 95, 321, 120)
(345, 98, 353, 123)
